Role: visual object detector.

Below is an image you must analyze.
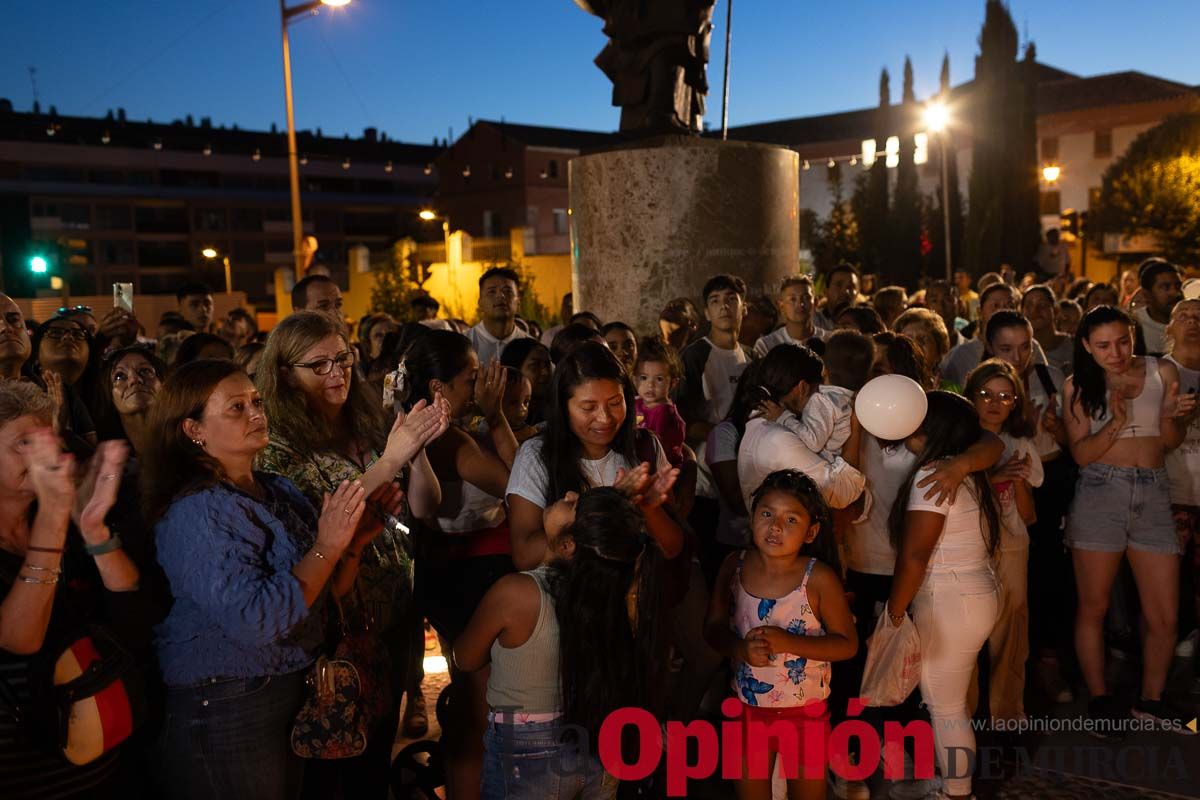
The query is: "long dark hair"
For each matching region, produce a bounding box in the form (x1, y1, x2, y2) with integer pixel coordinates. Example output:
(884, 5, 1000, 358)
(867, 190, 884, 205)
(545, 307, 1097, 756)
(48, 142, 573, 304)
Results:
(542, 342, 638, 500)
(396, 329, 473, 410)
(747, 343, 823, 409)
(142, 359, 246, 522)
(1070, 305, 1134, 422)
(749, 469, 841, 576)
(550, 488, 664, 742)
(96, 345, 167, 442)
(887, 391, 1001, 556)
(725, 362, 764, 438)
(873, 331, 933, 389)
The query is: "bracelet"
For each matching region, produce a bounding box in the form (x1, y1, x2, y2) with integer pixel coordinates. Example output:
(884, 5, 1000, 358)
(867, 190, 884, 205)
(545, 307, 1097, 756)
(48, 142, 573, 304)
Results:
(22, 564, 62, 574)
(888, 610, 907, 625)
(18, 574, 60, 585)
(84, 534, 123, 556)
(311, 548, 329, 562)
(26, 545, 65, 554)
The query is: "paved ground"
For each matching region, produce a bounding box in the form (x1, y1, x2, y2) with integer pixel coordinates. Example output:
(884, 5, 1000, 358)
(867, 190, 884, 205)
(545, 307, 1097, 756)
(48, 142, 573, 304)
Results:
(389, 636, 1200, 799)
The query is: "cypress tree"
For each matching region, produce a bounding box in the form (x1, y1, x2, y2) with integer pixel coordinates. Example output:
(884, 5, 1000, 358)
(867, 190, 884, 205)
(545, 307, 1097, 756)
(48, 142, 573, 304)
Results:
(852, 68, 892, 279)
(965, 0, 1021, 275)
(890, 56, 924, 286)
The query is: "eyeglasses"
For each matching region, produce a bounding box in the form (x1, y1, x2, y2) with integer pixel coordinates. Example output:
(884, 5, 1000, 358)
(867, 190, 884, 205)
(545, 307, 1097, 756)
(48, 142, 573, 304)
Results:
(44, 327, 87, 342)
(57, 305, 93, 316)
(291, 350, 355, 376)
(974, 388, 1017, 405)
(112, 366, 159, 384)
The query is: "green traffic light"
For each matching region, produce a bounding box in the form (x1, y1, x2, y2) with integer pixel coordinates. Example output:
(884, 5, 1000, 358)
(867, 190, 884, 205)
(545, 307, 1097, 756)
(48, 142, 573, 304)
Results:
(30, 255, 48, 274)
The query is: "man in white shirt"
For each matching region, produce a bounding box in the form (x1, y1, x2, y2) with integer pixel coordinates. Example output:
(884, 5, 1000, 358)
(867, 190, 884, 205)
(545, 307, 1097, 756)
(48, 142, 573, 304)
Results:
(466, 266, 529, 365)
(678, 274, 751, 445)
(1132, 258, 1184, 356)
(753, 275, 828, 357)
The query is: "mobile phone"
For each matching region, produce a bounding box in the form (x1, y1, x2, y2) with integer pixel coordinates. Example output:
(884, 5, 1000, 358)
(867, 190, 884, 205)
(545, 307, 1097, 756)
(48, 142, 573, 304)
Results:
(113, 283, 134, 313)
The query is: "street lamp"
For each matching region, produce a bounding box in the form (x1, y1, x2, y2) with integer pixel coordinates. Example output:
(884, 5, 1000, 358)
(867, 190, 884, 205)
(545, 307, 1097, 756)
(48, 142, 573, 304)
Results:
(202, 247, 233, 295)
(1042, 164, 1061, 184)
(280, 0, 351, 278)
(923, 101, 954, 282)
(419, 209, 452, 260)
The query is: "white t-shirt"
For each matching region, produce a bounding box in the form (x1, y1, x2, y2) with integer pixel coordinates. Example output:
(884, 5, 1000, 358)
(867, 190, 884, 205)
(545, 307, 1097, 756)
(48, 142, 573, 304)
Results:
(752, 326, 828, 359)
(706, 421, 748, 547)
(467, 321, 529, 366)
(1134, 306, 1168, 355)
(1166, 357, 1200, 506)
(736, 416, 866, 513)
(995, 433, 1044, 550)
(1025, 363, 1066, 459)
(846, 437, 917, 575)
(506, 435, 670, 510)
(906, 465, 993, 575)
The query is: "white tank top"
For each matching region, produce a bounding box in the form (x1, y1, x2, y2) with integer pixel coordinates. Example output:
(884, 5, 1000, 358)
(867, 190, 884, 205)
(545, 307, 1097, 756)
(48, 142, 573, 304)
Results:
(1087, 357, 1163, 438)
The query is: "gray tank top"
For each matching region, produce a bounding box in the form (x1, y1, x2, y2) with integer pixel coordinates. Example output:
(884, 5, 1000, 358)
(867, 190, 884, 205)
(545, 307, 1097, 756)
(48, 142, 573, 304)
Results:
(486, 565, 561, 715)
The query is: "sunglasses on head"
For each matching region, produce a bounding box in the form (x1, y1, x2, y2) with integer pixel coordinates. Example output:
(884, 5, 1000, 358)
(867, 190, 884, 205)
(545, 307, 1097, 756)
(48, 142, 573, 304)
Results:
(57, 305, 94, 316)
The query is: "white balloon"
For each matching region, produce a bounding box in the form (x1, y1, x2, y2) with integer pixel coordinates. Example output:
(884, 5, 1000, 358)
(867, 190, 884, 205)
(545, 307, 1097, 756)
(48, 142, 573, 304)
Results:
(854, 374, 928, 441)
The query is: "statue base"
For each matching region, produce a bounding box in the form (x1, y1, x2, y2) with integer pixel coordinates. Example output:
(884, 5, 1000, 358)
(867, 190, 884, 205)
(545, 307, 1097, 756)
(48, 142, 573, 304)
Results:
(569, 137, 799, 333)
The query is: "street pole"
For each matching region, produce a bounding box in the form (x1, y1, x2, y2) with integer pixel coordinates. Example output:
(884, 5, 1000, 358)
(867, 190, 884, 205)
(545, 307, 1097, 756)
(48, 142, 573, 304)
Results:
(720, 0, 732, 140)
(939, 132, 952, 282)
(280, 0, 306, 278)
(223, 256, 232, 295)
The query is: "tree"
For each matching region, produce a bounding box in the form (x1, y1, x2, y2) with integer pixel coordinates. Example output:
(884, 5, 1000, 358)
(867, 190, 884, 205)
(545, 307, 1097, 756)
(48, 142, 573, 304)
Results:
(889, 56, 924, 286)
(964, 0, 1039, 275)
(1092, 112, 1200, 264)
(813, 164, 860, 274)
(370, 240, 423, 321)
(852, 68, 892, 277)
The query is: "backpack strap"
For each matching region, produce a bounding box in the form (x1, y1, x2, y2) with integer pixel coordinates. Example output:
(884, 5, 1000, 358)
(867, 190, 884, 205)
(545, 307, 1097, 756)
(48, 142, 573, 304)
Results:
(1033, 363, 1057, 398)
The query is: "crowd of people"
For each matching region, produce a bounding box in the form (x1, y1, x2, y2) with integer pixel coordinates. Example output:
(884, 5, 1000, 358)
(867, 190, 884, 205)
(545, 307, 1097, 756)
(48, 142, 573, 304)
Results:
(0, 253, 1197, 800)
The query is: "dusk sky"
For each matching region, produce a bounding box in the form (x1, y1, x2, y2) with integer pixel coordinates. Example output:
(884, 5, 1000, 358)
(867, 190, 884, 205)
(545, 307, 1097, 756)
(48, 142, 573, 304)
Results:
(2, 1, 1195, 144)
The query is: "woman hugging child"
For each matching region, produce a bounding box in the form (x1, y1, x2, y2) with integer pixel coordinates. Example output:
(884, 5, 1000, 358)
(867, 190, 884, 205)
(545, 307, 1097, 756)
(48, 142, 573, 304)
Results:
(705, 469, 859, 800)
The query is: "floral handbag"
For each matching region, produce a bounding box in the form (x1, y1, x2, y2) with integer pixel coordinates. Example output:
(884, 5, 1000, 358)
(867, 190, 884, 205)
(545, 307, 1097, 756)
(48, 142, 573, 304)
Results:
(290, 654, 368, 759)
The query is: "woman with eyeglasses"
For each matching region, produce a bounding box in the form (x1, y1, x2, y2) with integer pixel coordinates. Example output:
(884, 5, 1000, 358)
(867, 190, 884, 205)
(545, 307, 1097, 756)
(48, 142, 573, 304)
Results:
(256, 312, 448, 798)
(27, 316, 101, 450)
(965, 359, 1043, 723)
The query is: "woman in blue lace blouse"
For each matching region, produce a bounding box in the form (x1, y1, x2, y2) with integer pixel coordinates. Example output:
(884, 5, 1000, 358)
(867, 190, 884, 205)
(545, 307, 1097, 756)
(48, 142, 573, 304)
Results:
(143, 359, 366, 800)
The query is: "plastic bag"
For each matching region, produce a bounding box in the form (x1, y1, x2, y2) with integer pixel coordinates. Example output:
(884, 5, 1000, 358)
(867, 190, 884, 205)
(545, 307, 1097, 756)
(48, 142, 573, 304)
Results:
(860, 609, 921, 707)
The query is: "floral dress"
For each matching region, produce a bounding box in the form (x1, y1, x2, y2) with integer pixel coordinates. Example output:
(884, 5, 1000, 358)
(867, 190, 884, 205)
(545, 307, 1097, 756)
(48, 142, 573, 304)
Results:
(729, 554, 830, 708)
(257, 433, 413, 634)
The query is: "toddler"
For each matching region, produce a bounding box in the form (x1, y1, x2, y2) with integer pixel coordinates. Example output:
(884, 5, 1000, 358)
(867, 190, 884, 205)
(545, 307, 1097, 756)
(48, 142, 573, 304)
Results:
(635, 336, 686, 466)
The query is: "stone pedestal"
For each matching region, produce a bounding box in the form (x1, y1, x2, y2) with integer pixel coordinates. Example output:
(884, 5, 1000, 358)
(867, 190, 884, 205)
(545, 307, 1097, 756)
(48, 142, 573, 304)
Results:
(569, 137, 799, 333)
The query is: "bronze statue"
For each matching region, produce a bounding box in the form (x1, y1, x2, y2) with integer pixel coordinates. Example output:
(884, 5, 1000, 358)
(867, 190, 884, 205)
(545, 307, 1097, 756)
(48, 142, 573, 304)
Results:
(575, 0, 716, 134)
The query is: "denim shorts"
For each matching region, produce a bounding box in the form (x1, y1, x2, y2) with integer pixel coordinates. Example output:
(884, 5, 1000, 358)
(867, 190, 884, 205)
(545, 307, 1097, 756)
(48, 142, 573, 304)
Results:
(1065, 464, 1180, 555)
(481, 718, 615, 800)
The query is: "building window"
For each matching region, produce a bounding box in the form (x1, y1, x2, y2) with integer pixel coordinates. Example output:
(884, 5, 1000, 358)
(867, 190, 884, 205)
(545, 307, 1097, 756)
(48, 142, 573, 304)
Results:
(1041, 137, 1059, 161)
(547, 160, 559, 179)
(1039, 191, 1061, 215)
(1094, 130, 1113, 158)
(194, 209, 227, 232)
(552, 209, 568, 236)
(94, 205, 132, 231)
(99, 240, 135, 266)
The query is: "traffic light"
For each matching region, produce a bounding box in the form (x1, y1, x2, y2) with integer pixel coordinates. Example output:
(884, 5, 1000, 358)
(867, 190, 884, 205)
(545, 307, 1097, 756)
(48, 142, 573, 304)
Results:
(1060, 209, 1079, 237)
(29, 255, 48, 273)
(61, 238, 89, 267)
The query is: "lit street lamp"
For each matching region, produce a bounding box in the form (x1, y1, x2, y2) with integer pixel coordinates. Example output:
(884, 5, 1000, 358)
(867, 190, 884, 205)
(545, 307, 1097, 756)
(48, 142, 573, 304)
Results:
(280, 0, 351, 278)
(923, 101, 954, 282)
(1042, 164, 1061, 184)
(419, 209, 452, 258)
(202, 247, 233, 295)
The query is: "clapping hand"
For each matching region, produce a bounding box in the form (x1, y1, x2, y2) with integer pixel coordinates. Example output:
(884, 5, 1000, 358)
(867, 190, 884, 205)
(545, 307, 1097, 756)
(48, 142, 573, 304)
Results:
(23, 428, 74, 504)
(384, 398, 447, 467)
(614, 463, 680, 511)
(76, 441, 129, 544)
(473, 360, 507, 422)
(41, 370, 67, 437)
(1163, 380, 1199, 420)
(351, 481, 405, 551)
(316, 480, 367, 555)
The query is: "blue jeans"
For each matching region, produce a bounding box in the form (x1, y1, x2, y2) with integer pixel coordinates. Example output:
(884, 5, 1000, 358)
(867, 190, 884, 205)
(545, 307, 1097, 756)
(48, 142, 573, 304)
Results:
(1066, 464, 1180, 554)
(159, 670, 307, 800)
(481, 719, 616, 800)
